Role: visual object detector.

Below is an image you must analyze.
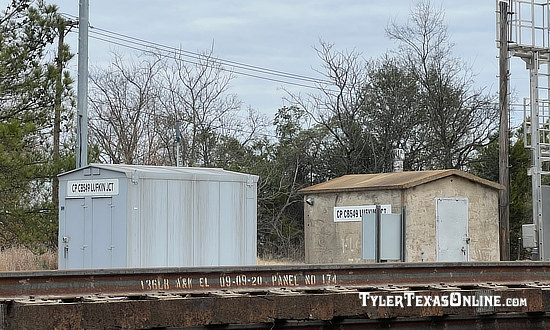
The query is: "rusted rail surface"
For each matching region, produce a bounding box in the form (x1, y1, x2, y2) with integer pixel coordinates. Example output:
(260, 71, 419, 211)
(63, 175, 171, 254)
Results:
(1, 262, 549, 299)
(4, 288, 550, 329)
(1, 262, 550, 329)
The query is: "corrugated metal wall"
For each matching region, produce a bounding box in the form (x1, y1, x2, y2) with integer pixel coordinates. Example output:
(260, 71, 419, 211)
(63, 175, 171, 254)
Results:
(59, 165, 258, 269)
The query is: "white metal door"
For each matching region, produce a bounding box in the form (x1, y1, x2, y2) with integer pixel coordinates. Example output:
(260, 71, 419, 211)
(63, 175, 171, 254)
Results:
(63, 198, 86, 269)
(62, 197, 113, 269)
(91, 197, 113, 268)
(436, 198, 469, 262)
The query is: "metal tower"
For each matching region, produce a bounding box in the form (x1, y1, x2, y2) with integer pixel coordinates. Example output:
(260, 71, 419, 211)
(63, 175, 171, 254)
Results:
(502, 0, 550, 260)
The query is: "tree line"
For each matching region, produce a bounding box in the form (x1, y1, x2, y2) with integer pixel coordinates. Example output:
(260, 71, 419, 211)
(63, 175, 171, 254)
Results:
(0, 0, 530, 260)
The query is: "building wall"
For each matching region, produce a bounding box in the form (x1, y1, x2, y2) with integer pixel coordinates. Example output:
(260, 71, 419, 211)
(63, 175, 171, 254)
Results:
(303, 189, 402, 264)
(134, 178, 257, 267)
(403, 176, 500, 262)
(58, 168, 128, 269)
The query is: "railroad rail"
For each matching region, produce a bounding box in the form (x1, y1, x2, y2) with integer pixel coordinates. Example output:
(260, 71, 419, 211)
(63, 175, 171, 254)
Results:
(1, 262, 550, 329)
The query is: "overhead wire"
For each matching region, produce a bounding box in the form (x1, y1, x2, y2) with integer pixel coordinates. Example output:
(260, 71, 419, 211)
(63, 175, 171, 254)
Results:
(60, 13, 334, 90)
(87, 32, 322, 90)
(59, 13, 288, 140)
(59, 14, 528, 151)
(91, 26, 330, 85)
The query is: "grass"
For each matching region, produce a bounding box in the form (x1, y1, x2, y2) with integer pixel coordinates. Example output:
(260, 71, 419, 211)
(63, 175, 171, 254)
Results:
(257, 256, 304, 265)
(0, 248, 302, 270)
(0, 246, 57, 271)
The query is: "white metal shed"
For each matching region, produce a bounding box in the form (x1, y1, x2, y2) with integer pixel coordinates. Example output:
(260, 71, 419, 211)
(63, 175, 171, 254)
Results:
(58, 164, 258, 269)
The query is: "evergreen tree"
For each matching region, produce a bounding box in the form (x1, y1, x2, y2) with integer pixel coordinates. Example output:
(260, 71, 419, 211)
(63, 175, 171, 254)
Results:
(0, 1, 74, 249)
(471, 130, 531, 259)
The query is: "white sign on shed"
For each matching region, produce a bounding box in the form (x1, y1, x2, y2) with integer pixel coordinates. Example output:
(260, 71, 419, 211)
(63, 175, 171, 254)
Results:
(67, 179, 119, 197)
(334, 205, 391, 222)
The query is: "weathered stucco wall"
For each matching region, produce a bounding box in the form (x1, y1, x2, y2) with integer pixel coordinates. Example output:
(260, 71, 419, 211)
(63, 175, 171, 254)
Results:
(303, 174, 500, 264)
(303, 190, 402, 264)
(403, 176, 500, 262)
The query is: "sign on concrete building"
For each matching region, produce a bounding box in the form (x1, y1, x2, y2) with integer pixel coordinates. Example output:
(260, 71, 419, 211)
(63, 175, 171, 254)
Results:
(334, 205, 391, 222)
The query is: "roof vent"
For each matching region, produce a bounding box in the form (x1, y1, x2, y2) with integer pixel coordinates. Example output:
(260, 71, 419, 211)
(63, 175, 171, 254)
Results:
(392, 149, 405, 173)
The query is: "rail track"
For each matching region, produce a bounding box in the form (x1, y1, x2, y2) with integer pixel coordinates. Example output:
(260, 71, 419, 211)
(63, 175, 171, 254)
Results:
(1, 262, 550, 329)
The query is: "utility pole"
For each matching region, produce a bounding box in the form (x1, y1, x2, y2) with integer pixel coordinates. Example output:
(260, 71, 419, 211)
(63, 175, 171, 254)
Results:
(53, 18, 76, 209)
(76, 0, 89, 168)
(54, 18, 66, 211)
(498, 0, 510, 260)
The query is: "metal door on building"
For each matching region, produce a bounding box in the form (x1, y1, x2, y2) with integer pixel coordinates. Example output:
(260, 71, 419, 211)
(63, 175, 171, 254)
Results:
(62, 197, 113, 269)
(91, 197, 113, 268)
(62, 198, 86, 269)
(436, 198, 469, 262)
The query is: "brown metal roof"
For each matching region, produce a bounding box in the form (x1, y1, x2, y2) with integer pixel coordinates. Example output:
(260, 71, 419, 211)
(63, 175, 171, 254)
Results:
(298, 169, 504, 194)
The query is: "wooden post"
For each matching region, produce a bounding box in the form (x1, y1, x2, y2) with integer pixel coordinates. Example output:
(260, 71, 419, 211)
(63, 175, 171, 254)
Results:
(53, 19, 67, 215)
(499, 0, 510, 261)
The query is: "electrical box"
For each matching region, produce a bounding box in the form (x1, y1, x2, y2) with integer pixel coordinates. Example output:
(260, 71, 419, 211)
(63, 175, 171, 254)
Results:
(362, 211, 404, 262)
(522, 224, 537, 248)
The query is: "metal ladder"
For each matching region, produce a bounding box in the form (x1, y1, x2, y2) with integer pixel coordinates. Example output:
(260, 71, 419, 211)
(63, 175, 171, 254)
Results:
(522, 57, 550, 259)
(506, 0, 550, 259)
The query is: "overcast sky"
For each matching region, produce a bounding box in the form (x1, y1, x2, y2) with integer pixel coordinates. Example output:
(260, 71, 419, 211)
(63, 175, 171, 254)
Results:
(17, 1, 531, 125)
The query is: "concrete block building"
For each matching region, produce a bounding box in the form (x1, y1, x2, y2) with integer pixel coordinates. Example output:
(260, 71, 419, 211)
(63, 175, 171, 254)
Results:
(299, 170, 503, 264)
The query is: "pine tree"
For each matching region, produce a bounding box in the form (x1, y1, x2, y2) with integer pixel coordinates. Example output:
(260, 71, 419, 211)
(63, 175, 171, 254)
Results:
(0, 1, 74, 249)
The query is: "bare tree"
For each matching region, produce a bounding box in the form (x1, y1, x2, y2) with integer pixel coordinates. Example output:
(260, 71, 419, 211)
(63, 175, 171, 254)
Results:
(362, 55, 424, 172)
(159, 49, 249, 167)
(285, 41, 377, 175)
(89, 50, 267, 168)
(285, 1, 496, 175)
(386, 0, 497, 169)
(89, 54, 163, 164)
